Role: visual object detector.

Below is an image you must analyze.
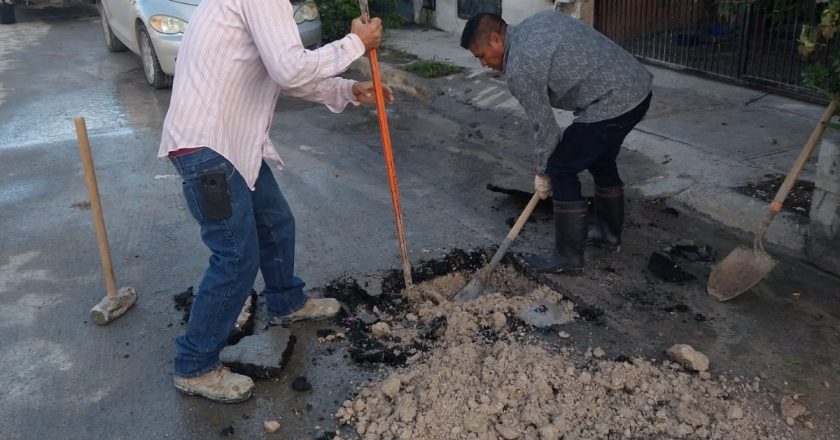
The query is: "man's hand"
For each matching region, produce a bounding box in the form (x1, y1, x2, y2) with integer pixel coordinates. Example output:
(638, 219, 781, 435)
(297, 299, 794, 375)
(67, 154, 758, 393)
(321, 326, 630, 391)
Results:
(534, 173, 551, 200)
(352, 81, 394, 105)
(351, 17, 383, 51)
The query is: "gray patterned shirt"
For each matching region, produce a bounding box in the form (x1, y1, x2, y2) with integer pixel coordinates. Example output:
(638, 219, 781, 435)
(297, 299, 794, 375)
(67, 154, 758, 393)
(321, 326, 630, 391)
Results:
(504, 11, 653, 170)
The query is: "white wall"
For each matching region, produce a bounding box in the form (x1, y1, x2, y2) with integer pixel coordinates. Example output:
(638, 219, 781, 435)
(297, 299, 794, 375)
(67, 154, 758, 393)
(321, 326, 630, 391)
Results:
(415, 0, 556, 35)
(504, 0, 554, 24)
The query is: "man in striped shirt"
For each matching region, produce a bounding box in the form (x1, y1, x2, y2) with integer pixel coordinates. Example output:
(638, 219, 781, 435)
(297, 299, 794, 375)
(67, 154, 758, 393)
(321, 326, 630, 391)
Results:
(159, 0, 393, 403)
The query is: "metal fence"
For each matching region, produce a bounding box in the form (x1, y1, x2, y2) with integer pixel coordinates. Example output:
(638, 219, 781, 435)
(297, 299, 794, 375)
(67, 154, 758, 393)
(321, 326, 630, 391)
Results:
(594, 0, 838, 100)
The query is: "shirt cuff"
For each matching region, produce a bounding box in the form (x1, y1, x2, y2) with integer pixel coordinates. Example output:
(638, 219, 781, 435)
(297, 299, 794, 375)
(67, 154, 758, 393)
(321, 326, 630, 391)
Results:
(342, 80, 360, 107)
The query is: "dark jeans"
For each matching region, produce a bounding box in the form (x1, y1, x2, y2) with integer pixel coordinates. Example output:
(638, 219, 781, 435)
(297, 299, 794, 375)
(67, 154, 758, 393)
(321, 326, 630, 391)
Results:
(169, 148, 307, 378)
(545, 93, 652, 201)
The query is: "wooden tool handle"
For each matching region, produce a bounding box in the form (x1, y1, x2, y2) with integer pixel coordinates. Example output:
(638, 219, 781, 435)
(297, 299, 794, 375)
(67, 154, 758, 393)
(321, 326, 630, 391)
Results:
(771, 99, 838, 210)
(484, 193, 541, 271)
(74, 117, 118, 298)
(507, 193, 542, 241)
(755, 99, 837, 247)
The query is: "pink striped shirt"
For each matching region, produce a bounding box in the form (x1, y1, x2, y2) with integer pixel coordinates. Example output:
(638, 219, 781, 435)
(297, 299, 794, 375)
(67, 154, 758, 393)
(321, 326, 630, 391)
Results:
(158, 0, 366, 189)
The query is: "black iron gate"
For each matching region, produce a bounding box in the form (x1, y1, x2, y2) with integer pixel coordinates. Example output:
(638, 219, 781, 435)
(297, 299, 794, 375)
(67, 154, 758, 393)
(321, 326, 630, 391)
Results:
(594, 0, 838, 100)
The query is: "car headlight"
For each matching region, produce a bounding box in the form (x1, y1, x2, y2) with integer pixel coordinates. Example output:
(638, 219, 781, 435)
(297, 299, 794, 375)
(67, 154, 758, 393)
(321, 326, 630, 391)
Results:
(149, 15, 188, 34)
(293, 1, 319, 24)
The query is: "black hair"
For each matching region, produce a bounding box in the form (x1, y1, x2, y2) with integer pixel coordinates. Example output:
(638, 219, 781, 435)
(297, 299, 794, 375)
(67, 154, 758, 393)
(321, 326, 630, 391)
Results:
(460, 13, 506, 49)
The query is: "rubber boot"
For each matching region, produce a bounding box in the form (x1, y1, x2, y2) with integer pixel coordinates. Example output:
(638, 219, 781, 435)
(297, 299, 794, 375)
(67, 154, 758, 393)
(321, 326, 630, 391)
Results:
(588, 186, 624, 253)
(524, 200, 587, 274)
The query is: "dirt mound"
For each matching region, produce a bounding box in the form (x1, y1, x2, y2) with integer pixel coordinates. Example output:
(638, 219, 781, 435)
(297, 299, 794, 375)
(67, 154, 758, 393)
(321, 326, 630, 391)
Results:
(334, 269, 792, 440)
(338, 339, 788, 439)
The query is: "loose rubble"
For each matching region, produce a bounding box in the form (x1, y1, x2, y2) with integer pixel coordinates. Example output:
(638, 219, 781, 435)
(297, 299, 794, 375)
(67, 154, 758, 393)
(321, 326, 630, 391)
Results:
(780, 395, 809, 425)
(333, 268, 794, 440)
(264, 420, 281, 433)
(667, 344, 710, 373)
(371, 322, 391, 339)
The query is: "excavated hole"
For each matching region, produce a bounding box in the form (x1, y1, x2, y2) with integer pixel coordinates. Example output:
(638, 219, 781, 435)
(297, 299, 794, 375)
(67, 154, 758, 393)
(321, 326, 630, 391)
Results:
(320, 248, 579, 367)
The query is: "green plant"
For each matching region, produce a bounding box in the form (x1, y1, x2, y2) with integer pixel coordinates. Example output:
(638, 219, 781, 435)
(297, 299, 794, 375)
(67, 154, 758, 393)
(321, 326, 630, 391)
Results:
(318, 0, 405, 43)
(799, 0, 840, 102)
(803, 55, 840, 99)
(404, 58, 465, 78)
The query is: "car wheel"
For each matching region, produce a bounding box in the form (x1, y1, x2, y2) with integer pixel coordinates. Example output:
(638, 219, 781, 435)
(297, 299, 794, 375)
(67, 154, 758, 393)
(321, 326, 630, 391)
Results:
(138, 27, 172, 89)
(98, 3, 126, 52)
(0, 2, 16, 25)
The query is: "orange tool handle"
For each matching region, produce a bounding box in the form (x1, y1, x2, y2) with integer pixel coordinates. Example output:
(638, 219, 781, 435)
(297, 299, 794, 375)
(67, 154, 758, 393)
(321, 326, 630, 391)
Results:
(359, 4, 413, 287)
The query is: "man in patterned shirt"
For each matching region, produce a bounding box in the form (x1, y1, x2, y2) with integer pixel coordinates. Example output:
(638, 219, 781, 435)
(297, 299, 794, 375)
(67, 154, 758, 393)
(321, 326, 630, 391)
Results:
(461, 11, 652, 274)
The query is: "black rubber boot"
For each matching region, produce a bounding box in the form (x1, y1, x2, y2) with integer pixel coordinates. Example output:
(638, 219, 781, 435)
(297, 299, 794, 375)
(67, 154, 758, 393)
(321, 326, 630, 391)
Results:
(588, 186, 624, 252)
(525, 200, 587, 274)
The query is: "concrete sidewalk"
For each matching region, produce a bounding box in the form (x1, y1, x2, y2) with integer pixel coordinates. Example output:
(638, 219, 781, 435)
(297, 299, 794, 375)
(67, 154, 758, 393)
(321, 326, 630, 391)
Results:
(352, 27, 835, 256)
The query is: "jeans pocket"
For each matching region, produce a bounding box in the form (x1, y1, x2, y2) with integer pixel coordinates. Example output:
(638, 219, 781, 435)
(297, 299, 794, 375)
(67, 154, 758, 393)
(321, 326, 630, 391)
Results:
(183, 179, 205, 223)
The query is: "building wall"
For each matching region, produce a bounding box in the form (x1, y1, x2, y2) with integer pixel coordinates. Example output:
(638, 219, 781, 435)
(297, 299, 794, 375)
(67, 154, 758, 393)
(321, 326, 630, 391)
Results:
(506, 0, 554, 24)
(415, 0, 563, 34)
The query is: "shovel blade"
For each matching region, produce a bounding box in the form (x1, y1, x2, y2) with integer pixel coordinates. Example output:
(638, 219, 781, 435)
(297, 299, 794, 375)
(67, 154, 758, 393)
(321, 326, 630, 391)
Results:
(707, 247, 777, 301)
(453, 277, 489, 302)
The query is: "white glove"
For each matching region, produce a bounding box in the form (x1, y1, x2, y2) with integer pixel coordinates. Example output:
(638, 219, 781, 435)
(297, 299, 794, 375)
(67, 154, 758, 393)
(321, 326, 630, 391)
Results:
(534, 174, 551, 200)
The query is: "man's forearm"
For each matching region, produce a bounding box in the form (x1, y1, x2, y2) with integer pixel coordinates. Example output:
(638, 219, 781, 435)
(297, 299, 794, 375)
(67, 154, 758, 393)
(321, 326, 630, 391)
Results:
(534, 121, 564, 173)
(281, 78, 358, 113)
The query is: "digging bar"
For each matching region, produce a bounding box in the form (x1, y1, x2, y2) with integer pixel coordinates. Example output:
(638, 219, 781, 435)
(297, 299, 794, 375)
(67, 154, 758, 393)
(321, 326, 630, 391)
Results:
(357, 0, 413, 288)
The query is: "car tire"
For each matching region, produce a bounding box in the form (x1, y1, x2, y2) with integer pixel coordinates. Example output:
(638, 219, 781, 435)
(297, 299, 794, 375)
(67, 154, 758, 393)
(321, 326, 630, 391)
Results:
(138, 27, 172, 89)
(0, 2, 16, 25)
(98, 3, 126, 52)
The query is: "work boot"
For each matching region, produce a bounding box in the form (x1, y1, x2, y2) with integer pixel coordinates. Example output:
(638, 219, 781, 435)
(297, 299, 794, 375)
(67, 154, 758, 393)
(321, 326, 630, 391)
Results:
(524, 200, 587, 274)
(174, 366, 254, 403)
(587, 186, 624, 252)
(268, 298, 340, 326)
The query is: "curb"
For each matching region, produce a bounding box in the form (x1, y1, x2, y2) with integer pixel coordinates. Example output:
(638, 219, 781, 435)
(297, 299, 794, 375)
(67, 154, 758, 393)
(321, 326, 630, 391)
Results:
(623, 130, 809, 256)
(353, 58, 811, 258)
(665, 184, 807, 254)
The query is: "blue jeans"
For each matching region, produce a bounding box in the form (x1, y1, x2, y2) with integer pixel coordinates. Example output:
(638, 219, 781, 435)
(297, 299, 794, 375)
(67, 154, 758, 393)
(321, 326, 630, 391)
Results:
(546, 93, 652, 201)
(169, 148, 307, 378)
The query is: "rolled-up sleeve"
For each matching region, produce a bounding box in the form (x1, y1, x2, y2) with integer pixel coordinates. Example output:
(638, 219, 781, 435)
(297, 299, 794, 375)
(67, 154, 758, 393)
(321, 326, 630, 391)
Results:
(242, 0, 365, 88)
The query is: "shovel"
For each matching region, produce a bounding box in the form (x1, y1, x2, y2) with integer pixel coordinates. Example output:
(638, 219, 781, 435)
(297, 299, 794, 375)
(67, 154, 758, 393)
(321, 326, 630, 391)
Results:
(708, 99, 838, 301)
(454, 192, 542, 301)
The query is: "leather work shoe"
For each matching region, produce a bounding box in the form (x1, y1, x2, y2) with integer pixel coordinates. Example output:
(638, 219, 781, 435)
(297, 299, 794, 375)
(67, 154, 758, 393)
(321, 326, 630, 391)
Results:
(174, 366, 254, 403)
(268, 298, 340, 326)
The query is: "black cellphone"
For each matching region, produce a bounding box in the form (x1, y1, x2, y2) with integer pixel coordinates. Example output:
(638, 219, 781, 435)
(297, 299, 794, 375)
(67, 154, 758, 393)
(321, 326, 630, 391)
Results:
(199, 170, 231, 220)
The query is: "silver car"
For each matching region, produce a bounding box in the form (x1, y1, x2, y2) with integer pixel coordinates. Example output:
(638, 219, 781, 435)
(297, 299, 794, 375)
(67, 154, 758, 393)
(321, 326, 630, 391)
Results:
(98, 0, 322, 88)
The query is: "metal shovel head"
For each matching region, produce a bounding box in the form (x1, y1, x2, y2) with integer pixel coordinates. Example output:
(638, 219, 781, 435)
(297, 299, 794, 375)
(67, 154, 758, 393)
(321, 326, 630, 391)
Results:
(453, 277, 489, 302)
(707, 246, 777, 301)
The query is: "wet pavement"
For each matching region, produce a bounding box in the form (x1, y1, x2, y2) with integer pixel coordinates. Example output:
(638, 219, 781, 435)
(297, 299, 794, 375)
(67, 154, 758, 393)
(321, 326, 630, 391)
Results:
(1, 8, 839, 440)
